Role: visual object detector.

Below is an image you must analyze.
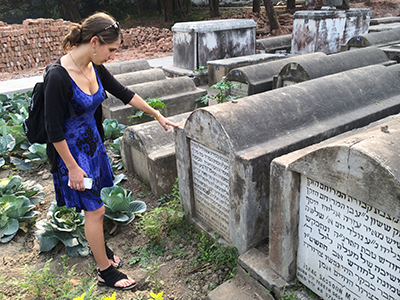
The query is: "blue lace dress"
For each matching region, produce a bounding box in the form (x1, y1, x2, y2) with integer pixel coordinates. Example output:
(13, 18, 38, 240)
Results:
(52, 69, 114, 212)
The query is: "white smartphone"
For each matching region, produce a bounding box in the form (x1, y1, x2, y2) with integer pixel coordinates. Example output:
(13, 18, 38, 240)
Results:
(68, 177, 93, 189)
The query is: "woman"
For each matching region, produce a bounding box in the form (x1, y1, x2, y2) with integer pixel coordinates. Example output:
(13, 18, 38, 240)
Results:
(44, 12, 177, 290)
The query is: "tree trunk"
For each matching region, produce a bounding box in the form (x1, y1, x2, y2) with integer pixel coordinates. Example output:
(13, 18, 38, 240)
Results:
(184, 0, 191, 14)
(263, 0, 280, 31)
(163, 0, 174, 22)
(209, 0, 219, 17)
(287, 0, 296, 13)
(157, 0, 163, 15)
(253, 0, 261, 13)
(55, 0, 81, 22)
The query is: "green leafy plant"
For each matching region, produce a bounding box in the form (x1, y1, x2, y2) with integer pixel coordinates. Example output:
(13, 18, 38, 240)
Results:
(9, 255, 105, 299)
(35, 202, 89, 257)
(100, 185, 147, 226)
(143, 258, 165, 293)
(129, 98, 166, 119)
(195, 80, 241, 105)
(11, 143, 48, 170)
(137, 179, 184, 244)
(0, 119, 15, 167)
(102, 119, 126, 139)
(196, 231, 238, 281)
(0, 93, 30, 122)
(0, 175, 45, 203)
(0, 194, 40, 243)
(193, 65, 206, 75)
(106, 138, 123, 171)
(129, 244, 166, 268)
(0, 175, 44, 243)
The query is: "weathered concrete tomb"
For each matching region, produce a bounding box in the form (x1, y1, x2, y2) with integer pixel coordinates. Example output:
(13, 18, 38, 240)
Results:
(104, 59, 151, 75)
(292, 8, 371, 55)
(224, 52, 326, 97)
(120, 113, 191, 198)
(276, 46, 395, 88)
(207, 53, 289, 87)
(175, 63, 400, 255)
(380, 43, 400, 63)
(102, 77, 206, 125)
(255, 34, 292, 53)
(113, 69, 166, 87)
(346, 27, 400, 49)
(268, 116, 400, 299)
(171, 19, 257, 71)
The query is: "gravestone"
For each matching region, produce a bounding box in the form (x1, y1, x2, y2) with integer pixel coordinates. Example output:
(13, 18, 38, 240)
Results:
(292, 8, 370, 54)
(369, 23, 400, 33)
(276, 47, 394, 88)
(370, 16, 400, 26)
(104, 59, 151, 75)
(171, 19, 257, 71)
(345, 27, 400, 50)
(113, 69, 166, 86)
(175, 63, 400, 254)
(102, 77, 207, 125)
(120, 112, 191, 198)
(380, 43, 400, 63)
(256, 34, 292, 53)
(207, 53, 289, 87)
(268, 116, 400, 300)
(224, 52, 326, 97)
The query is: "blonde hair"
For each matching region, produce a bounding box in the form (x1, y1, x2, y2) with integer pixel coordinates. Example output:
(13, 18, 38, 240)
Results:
(62, 12, 123, 51)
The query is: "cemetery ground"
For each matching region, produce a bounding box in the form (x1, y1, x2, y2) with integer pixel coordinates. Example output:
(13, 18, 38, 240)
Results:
(0, 161, 239, 300)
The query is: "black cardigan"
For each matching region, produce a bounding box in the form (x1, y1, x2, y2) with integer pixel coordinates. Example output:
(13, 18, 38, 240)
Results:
(44, 58, 135, 173)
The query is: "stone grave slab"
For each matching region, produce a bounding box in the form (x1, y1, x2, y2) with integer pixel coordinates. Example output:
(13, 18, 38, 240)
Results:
(172, 19, 257, 71)
(207, 53, 289, 87)
(175, 63, 400, 254)
(345, 27, 400, 50)
(104, 59, 151, 75)
(224, 52, 325, 97)
(102, 77, 207, 125)
(380, 43, 400, 63)
(120, 113, 190, 198)
(276, 47, 393, 88)
(268, 116, 400, 300)
(113, 68, 166, 86)
(255, 34, 292, 53)
(369, 23, 400, 33)
(370, 16, 400, 26)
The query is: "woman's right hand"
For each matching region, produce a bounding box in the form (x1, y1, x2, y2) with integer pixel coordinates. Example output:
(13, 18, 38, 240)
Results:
(68, 166, 87, 191)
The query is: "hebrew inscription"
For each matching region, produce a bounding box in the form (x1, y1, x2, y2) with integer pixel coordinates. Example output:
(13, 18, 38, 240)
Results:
(190, 140, 231, 242)
(298, 176, 400, 300)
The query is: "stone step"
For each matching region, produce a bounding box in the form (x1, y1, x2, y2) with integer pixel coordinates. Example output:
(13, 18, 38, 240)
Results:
(207, 263, 274, 300)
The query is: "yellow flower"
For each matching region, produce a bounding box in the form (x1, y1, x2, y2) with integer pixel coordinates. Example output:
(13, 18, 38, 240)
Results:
(73, 293, 86, 300)
(148, 290, 164, 300)
(103, 291, 117, 300)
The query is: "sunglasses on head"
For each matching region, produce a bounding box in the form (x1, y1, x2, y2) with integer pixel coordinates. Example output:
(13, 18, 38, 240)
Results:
(93, 21, 121, 36)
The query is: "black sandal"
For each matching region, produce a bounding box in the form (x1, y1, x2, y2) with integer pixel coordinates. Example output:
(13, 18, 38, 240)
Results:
(90, 242, 123, 269)
(105, 243, 123, 268)
(97, 265, 136, 290)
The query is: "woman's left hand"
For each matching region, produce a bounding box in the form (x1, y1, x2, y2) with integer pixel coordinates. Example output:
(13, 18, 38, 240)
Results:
(157, 114, 178, 131)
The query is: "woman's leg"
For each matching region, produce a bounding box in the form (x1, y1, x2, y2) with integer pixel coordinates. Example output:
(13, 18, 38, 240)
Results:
(84, 206, 135, 288)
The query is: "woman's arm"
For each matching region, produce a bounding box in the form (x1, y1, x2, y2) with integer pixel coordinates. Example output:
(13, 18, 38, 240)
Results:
(127, 94, 178, 131)
(53, 140, 87, 191)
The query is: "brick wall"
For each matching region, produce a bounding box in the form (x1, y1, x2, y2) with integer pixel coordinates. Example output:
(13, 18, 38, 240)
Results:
(0, 18, 172, 73)
(0, 18, 70, 72)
